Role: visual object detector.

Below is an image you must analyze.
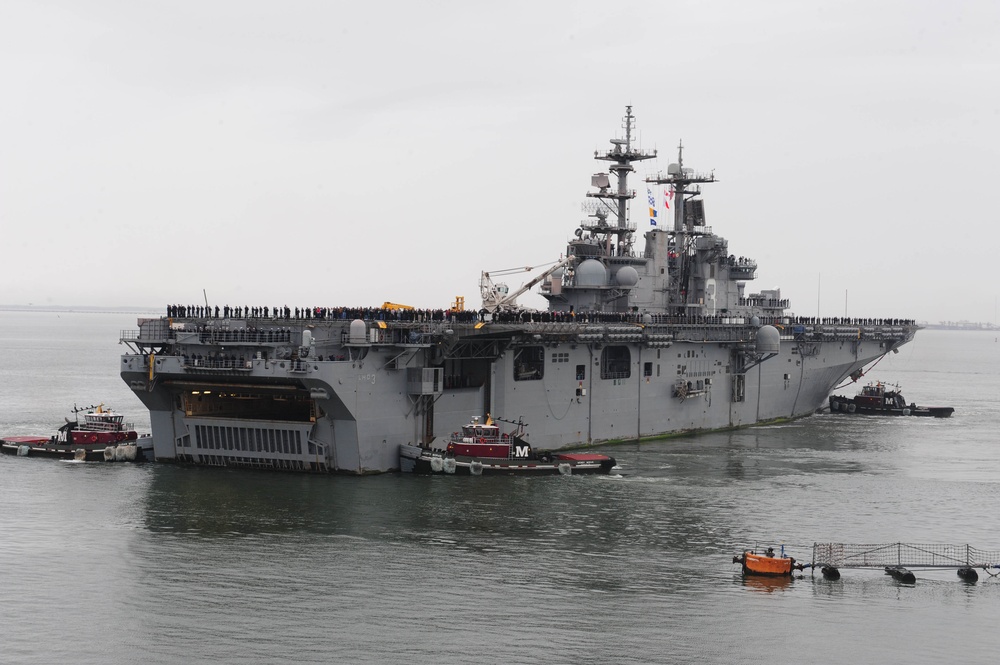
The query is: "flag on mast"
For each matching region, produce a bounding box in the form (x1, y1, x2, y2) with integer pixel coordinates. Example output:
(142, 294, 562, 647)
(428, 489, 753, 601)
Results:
(646, 187, 657, 226)
(664, 185, 674, 210)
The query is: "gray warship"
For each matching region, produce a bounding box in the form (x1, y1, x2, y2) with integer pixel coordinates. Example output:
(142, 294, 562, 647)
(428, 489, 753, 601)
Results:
(120, 107, 917, 473)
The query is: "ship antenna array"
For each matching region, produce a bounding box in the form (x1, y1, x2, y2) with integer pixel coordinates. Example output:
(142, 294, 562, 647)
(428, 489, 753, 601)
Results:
(623, 104, 634, 152)
(645, 140, 717, 234)
(588, 106, 656, 230)
(581, 198, 617, 220)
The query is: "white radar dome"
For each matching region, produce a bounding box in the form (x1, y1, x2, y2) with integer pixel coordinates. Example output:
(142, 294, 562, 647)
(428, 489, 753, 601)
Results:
(615, 266, 639, 287)
(349, 319, 368, 344)
(756, 325, 780, 355)
(575, 259, 607, 287)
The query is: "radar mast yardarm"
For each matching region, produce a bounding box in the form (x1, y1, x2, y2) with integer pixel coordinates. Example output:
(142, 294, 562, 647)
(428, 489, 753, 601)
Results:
(646, 142, 717, 316)
(587, 105, 657, 257)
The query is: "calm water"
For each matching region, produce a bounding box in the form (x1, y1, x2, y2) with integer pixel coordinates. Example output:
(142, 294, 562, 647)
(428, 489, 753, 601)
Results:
(2, 311, 1000, 664)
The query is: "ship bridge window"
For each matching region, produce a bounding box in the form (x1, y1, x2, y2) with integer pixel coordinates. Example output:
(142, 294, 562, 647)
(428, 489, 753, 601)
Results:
(514, 346, 544, 381)
(600, 346, 631, 380)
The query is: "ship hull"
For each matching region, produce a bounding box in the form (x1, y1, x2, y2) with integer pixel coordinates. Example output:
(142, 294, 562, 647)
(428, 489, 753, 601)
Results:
(120, 317, 916, 474)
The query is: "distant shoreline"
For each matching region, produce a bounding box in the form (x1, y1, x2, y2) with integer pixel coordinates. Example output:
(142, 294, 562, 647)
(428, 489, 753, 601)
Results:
(921, 324, 999, 331)
(0, 306, 161, 315)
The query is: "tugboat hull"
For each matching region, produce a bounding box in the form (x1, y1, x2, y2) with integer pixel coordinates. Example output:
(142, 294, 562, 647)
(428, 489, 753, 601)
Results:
(399, 444, 615, 476)
(1, 436, 154, 462)
(1, 405, 153, 463)
(829, 395, 954, 418)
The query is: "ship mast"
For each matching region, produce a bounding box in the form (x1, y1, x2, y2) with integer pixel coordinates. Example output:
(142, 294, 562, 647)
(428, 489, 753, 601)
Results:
(587, 106, 656, 251)
(646, 142, 716, 315)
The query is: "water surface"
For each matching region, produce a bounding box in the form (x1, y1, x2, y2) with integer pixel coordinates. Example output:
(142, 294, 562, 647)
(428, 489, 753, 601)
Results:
(2, 313, 998, 663)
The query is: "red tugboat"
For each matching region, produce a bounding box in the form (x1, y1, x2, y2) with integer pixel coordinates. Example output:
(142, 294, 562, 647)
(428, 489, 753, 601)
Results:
(1, 404, 153, 462)
(829, 382, 954, 418)
(399, 416, 617, 475)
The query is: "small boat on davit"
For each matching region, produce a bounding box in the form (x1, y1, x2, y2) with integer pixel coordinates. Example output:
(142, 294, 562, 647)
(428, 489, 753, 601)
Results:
(829, 382, 954, 418)
(0, 404, 153, 462)
(399, 416, 616, 476)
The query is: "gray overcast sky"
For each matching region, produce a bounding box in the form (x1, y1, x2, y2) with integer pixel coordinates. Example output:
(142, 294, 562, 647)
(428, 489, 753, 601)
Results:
(1, 0, 997, 323)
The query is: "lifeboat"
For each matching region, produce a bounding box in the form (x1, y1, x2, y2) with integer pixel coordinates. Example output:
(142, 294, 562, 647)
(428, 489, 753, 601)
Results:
(734, 547, 801, 576)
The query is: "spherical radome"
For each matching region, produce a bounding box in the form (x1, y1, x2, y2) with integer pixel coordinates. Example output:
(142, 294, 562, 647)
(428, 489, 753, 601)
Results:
(575, 259, 607, 287)
(615, 266, 639, 287)
(349, 319, 367, 344)
(756, 325, 780, 355)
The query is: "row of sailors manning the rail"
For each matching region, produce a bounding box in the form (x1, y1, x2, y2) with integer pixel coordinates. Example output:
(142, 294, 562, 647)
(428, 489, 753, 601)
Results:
(794, 317, 915, 326)
(167, 304, 479, 323)
(166, 305, 914, 328)
(481, 312, 915, 326)
(166, 304, 656, 324)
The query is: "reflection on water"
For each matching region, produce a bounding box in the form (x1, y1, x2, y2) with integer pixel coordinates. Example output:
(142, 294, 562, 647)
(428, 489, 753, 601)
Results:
(739, 573, 795, 593)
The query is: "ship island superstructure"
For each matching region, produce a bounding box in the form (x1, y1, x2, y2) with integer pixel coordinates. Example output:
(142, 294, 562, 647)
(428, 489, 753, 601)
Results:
(120, 107, 917, 473)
